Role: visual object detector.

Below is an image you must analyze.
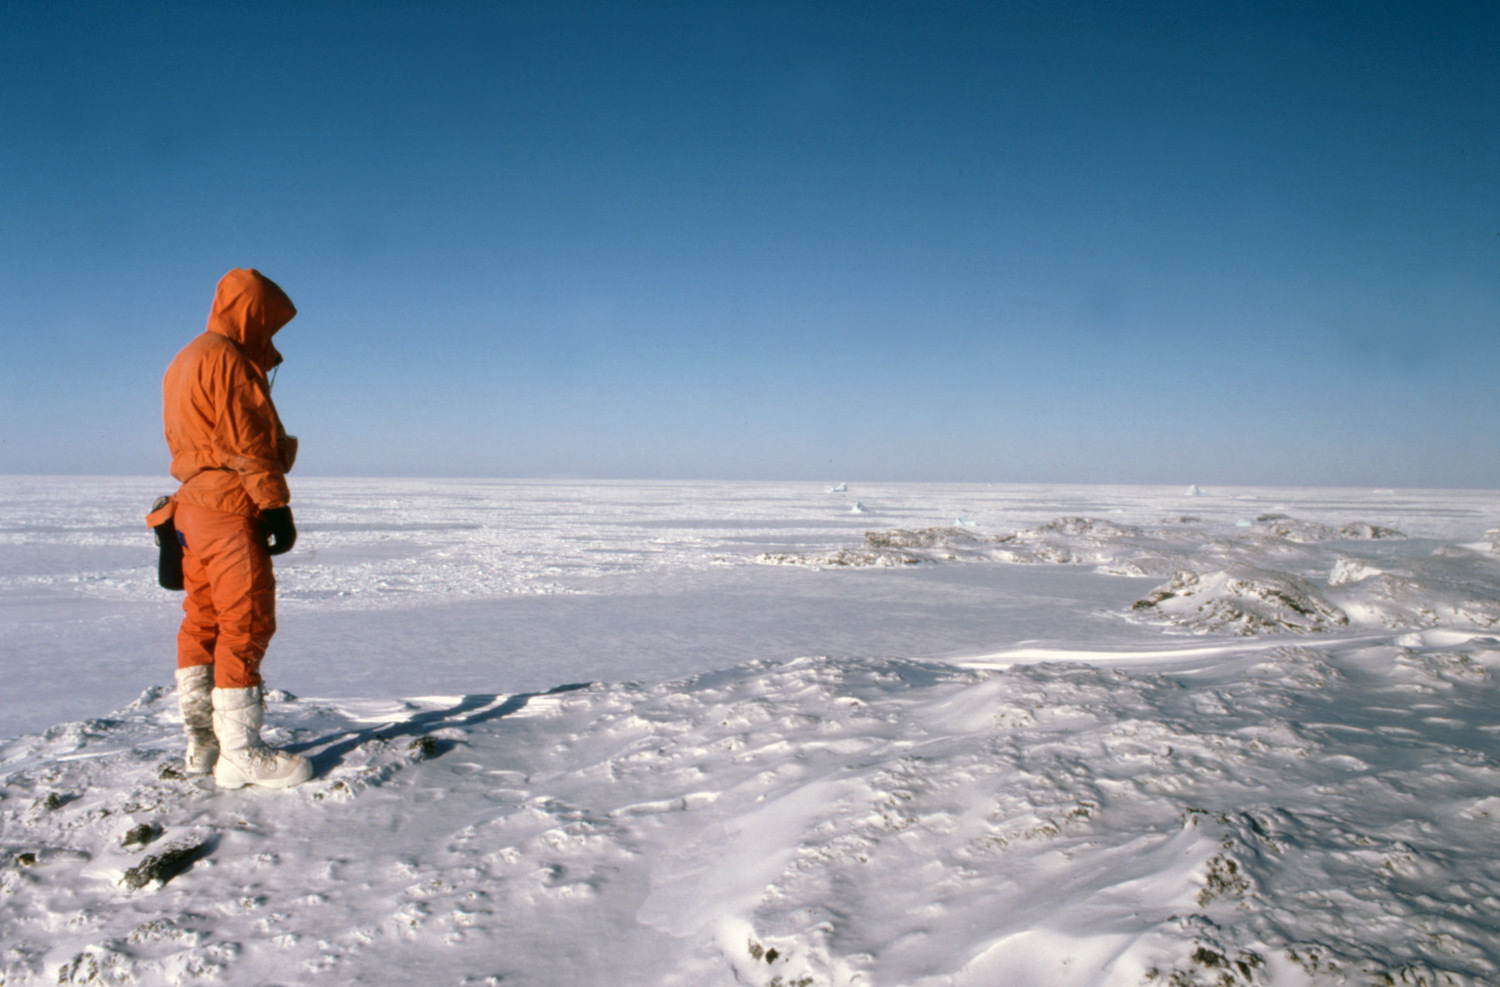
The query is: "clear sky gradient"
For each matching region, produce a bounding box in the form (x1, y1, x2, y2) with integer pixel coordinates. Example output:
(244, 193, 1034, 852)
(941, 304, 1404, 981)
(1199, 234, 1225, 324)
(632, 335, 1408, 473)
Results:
(3, 1, 1496, 486)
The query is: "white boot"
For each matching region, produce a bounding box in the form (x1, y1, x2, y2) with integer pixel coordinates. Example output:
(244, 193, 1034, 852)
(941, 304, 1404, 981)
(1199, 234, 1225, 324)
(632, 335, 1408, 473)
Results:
(211, 686, 313, 790)
(175, 665, 218, 775)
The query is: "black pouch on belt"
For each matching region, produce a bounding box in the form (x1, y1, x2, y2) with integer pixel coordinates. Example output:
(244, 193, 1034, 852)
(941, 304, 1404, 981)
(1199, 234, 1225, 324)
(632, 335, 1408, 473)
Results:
(150, 495, 185, 591)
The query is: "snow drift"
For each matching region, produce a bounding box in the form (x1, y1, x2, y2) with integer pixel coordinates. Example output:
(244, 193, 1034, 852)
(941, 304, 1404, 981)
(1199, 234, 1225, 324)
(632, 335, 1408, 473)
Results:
(7, 640, 1500, 985)
(5, 478, 1500, 985)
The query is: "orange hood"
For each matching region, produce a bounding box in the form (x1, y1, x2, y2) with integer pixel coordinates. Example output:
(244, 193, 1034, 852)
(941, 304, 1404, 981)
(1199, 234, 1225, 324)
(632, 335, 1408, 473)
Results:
(205, 268, 296, 373)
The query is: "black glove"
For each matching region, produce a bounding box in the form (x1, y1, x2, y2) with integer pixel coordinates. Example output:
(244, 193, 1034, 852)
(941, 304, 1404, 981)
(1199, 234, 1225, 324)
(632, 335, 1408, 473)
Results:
(260, 506, 297, 556)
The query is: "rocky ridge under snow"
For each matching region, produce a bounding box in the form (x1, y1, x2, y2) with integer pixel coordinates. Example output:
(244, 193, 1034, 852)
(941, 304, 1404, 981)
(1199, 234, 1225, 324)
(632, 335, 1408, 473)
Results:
(759, 511, 1500, 637)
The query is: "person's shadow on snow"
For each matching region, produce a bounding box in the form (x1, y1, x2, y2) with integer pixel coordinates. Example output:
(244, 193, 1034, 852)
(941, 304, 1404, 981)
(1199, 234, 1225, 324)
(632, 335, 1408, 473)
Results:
(286, 682, 591, 777)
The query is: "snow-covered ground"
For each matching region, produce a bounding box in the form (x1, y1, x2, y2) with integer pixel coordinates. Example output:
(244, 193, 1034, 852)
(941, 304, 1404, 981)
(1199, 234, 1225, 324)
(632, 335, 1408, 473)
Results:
(4, 477, 1500, 985)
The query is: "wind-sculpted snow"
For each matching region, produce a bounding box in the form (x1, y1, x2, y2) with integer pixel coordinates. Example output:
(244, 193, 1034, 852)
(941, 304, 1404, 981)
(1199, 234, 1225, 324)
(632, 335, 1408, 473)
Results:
(753, 504, 1500, 638)
(1130, 568, 1350, 635)
(1325, 554, 1500, 631)
(758, 526, 991, 567)
(757, 512, 1411, 574)
(1132, 549, 1500, 636)
(992, 516, 1158, 567)
(757, 517, 1177, 570)
(5, 641, 1500, 985)
(6, 478, 1500, 983)
(2, 477, 1485, 635)
(1251, 514, 1406, 543)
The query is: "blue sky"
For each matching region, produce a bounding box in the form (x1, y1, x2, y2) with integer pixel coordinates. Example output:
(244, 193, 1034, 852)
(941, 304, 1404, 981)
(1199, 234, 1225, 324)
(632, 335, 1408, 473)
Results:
(3, 1, 1496, 486)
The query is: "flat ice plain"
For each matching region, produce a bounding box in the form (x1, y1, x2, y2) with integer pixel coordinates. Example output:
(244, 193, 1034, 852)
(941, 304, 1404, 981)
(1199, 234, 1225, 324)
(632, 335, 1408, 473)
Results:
(3, 477, 1500, 985)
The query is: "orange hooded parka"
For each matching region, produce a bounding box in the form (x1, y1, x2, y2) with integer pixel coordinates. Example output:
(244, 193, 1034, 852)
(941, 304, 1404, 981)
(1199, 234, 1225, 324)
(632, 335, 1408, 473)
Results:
(158, 269, 298, 519)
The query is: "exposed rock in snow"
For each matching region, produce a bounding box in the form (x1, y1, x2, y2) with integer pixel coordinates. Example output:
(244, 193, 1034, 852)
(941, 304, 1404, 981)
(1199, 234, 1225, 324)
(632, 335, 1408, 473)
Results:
(1337, 521, 1405, 540)
(1391, 647, 1493, 688)
(759, 545, 922, 567)
(1256, 517, 1337, 542)
(7, 644, 1500, 985)
(759, 527, 983, 567)
(1328, 557, 1500, 631)
(1036, 517, 1143, 538)
(1132, 568, 1349, 634)
(863, 527, 980, 551)
(751, 506, 1497, 638)
(759, 518, 1170, 570)
(989, 516, 1174, 572)
(1256, 515, 1405, 543)
(7, 478, 1500, 985)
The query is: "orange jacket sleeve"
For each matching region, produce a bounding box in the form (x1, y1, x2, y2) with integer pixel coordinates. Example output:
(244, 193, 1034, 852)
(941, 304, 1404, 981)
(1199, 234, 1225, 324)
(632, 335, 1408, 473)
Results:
(213, 345, 291, 511)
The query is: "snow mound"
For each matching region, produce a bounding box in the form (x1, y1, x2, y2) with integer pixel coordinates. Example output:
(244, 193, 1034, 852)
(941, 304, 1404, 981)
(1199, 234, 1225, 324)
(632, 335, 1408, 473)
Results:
(758, 527, 985, 567)
(751, 507, 1500, 638)
(1326, 554, 1500, 631)
(1337, 521, 1406, 540)
(1255, 515, 1405, 543)
(6, 645, 1500, 984)
(1132, 568, 1349, 634)
(754, 511, 1443, 595)
(1036, 516, 1143, 538)
(1328, 556, 1384, 586)
(758, 516, 1173, 570)
(990, 516, 1174, 572)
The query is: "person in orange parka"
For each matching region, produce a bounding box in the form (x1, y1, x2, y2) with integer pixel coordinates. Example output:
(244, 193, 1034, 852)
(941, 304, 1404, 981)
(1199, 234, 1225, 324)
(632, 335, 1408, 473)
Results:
(146, 268, 312, 790)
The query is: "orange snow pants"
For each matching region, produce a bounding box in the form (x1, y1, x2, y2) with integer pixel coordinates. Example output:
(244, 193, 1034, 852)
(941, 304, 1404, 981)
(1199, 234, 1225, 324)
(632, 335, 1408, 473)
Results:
(174, 501, 275, 689)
